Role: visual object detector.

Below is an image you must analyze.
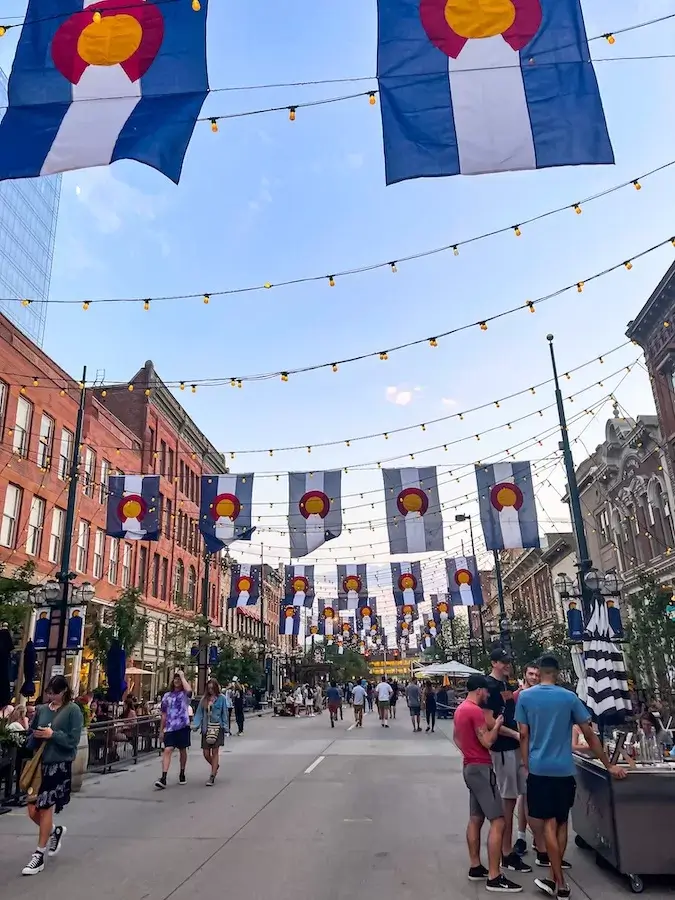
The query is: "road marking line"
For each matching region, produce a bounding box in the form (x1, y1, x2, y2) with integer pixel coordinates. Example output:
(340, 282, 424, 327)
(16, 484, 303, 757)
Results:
(304, 755, 325, 775)
(344, 817, 372, 823)
(347, 723, 356, 731)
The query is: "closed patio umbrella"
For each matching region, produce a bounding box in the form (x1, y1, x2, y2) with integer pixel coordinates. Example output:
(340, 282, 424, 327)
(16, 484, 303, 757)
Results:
(20, 640, 36, 698)
(106, 639, 126, 703)
(582, 575, 631, 724)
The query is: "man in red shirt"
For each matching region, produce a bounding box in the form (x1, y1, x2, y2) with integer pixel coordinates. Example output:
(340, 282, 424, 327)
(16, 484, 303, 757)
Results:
(454, 675, 523, 894)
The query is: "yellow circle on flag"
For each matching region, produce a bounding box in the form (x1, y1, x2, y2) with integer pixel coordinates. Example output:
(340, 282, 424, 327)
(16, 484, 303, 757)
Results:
(121, 498, 142, 519)
(444, 0, 516, 39)
(400, 574, 415, 590)
(78, 15, 143, 66)
(495, 485, 518, 508)
(304, 495, 325, 515)
(456, 570, 471, 585)
(215, 497, 236, 518)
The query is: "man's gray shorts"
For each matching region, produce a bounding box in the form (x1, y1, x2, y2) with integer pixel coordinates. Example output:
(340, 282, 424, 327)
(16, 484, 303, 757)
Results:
(463, 765, 503, 821)
(490, 747, 527, 800)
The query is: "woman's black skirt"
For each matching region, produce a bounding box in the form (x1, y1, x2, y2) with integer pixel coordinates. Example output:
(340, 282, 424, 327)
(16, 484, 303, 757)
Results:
(36, 761, 72, 813)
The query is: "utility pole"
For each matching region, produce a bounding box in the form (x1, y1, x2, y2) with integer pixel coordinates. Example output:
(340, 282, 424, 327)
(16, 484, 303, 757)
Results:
(197, 547, 211, 695)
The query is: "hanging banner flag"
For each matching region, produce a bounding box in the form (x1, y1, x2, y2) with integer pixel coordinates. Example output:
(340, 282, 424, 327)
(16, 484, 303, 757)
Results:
(565, 596, 584, 642)
(607, 596, 624, 641)
(66, 606, 85, 650)
(106, 475, 159, 541)
(341, 619, 353, 641)
(431, 593, 454, 623)
(337, 564, 368, 610)
(391, 561, 424, 606)
(376, 0, 613, 185)
(289, 471, 342, 558)
(319, 599, 339, 639)
(280, 605, 301, 637)
(423, 612, 439, 640)
(397, 620, 412, 643)
(397, 601, 419, 625)
(200, 474, 255, 553)
(383, 467, 444, 553)
(34, 608, 52, 650)
(476, 461, 541, 550)
(308, 617, 321, 637)
(284, 565, 315, 608)
(357, 599, 377, 632)
(227, 564, 261, 608)
(0, 0, 209, 184)
(446, 556, 484, 606)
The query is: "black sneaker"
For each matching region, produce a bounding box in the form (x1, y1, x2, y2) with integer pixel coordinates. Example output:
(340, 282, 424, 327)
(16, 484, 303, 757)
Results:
(558, 887, 571, 899)
(535, 852, 550, 867)
(561, 859, 572, 870)
(513, 838, 527, 857)
(486, 875, 523, 893)
(534, 878, 557, 896)
(206, 774, 216, 787)
(154, 776, 167, 790)
(47, 825, 66, 857)
(179, 772, 187, 785)
(502, 854, 532, 873)
(22, 851, 45, 876)
(468, 865, 490, 881)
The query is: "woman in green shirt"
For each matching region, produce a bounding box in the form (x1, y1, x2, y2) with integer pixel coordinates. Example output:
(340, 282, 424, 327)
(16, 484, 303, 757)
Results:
(22, 675, 84, 877)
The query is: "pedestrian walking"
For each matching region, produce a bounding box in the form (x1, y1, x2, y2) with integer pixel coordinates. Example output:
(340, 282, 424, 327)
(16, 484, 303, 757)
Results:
(453, 674, 522, 894)
(376, 676, 393, 727)
(484, 649, 532, 875)
(516, 655, 626, 899)
(193, 678, 228, 786)
(352, 682, 366, 726)
(326, 680, 341, 727)
(313, 682, 323, 715)
(155, 670, 192, 790)
(514, 662, 540, 858)
(21, 675, 84, 876)
(391, 680, 399, 718)
(424, 681, 437, 733)
(406, 676, 422, 732)
(224, 683, 234, 732)
(232, 678, 245, 735)
(366, 682, 374, 713)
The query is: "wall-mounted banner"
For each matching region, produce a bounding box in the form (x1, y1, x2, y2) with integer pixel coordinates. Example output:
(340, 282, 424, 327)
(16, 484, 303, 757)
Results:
(446, 556, 484, 606)
(337, 564, 369, 610)
(34, 607, 52, 650)
(564, 596, 584, 642)
(391, 561, 424, 606)
(227, 564, 261, 608)
(289, 470, 343, 557)
(66, 605, 85, 650)
(200, 474, 255, 553)
(476, 461, 540, 550)
(383, 467, 444, 553)
(607, 595, 624, 641)
(284, 565, 315, 608)
(106, 474, 159, 541)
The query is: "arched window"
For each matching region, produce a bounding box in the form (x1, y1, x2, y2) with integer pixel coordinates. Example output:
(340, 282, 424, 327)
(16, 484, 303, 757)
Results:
(174, 559, 184, 601)
(610, 507, 626, 571)
(648, 478, 673, 552)
(187, 566, 197, 608)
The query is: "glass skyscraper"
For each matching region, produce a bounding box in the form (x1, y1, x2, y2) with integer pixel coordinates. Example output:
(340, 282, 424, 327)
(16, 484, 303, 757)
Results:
(0, 70, 61, 347)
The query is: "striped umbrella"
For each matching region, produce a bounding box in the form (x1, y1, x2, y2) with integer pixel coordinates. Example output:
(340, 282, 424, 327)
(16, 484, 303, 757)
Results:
(582, 583, 631, 722)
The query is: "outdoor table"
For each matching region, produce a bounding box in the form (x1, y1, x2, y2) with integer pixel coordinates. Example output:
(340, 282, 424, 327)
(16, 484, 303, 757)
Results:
(572, 752, 675, 893)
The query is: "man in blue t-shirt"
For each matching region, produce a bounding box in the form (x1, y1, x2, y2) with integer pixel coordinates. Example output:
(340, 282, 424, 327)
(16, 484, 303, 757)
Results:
(516, 655, 626, 899)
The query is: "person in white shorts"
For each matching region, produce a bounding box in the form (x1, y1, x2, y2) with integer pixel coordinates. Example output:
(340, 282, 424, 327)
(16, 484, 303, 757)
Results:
(375, 677, 393, 727)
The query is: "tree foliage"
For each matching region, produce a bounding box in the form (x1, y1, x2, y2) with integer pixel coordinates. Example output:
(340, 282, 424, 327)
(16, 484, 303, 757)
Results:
(89, 588, 148, 663)
(0, 561, 36, 635)
(624, 574, 675, 700)
(211, 636, 263, 687)
(321, 645, 369, 683)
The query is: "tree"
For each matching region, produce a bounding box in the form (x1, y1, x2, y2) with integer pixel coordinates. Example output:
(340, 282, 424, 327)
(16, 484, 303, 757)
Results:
(211, 636, 263, 688)
(322, 645, 369, 683)
(162, 593, 207, 676)
(0, 561, 36, 635)
(624, 574, 675, 701)
(89, 588, 148, 664)
(508, 606, 546, 672)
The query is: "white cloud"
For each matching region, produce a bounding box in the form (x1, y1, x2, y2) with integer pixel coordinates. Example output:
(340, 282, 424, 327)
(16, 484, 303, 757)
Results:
(441, 397, 457, 408)
(72, 167, 166, 234)
(386, 385, 413, 406)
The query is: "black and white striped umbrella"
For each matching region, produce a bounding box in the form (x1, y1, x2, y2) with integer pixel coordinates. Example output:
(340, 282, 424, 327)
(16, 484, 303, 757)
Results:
(582, 593, 631, 719)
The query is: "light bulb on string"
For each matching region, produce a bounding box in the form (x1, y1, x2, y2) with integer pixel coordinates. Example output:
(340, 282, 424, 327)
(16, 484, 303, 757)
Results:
(289, 107, 296, 122)
(143, 299, 150, 311)
(479, 322, 488, 331)
(281, 372, 289, 382)
(369, 92, 376, 106)
(453, 245, 459, 256)
(328, 275, 335, 287)
(513, 225, 521, 237)
(82, 301, 90, 310)
(92, 10, 102, 23)
(191, 384, 197, 393)
(127, 384, 134, 392)
(332, 363, 338, 373)
(526, 301, 535, 313)
(577, 282, 584, 293)
(192, 0, 201, 10)
(203, 293, 210, 304)
(633, 179, 641, 191)
(179, 382, 185, 390)
(605, 33, 615, 44)
(210, 119, 218, 133)
(21, 299, 31, 307)
(379, 351, 388, 360)
(624, 260, 633, 270)
(0, 26, 6, 36)
(573, 203, 582, 215)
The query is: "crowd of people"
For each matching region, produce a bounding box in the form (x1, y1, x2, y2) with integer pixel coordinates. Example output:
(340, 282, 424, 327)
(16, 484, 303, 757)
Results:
(453, 649, 627, 896)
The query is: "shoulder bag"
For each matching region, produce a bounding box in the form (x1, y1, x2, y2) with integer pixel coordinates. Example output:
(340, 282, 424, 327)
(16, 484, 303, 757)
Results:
(21, 705, 67, 802)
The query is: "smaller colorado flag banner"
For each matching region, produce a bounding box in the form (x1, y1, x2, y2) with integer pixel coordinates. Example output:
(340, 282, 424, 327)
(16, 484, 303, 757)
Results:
(431, 593, 454, 622)
(284, 565, 315, 608)
(289, 471, 342, 558)
(476, 461, 540, 550)
(383, 467, 444, 554)
(106, 475, 159, 541)
(319, 599, 339, 638)
(337, 565, 368, 610)
(446, 556, 484, 606)
(391, 561, 424, 606)
(280, 605, 301, 637)
(200, 474, 255, 553)
(357, 598, 377, 631)
(227, 564, 261, 608)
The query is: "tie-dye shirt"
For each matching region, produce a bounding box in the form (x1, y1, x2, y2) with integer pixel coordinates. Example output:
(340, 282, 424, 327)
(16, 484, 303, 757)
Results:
(161, 690, 191, 733)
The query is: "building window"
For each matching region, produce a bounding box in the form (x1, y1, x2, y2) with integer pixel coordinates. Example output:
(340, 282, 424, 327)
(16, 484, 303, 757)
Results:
(0, 381, 7, 434)
(13, 396, 32, 456)
(48, 507, 65, 563)
(168, 448, 174, 481)
(151, 553, 160, 596)
(166, 498, 173, 537)
(37, 413, 54, 470)
(92, 529, 105, 579)
(149, 427, 155, 471)
(158, 494, 164, 535)
(0, 484, 22, 548)
(108, 538, 119, 584)
(161, 557, 168, 601)
(122, 543, 132, 588)
(26, 496, 46, 557)
(138, 546, 148, 591)
(83, 447, 96, 497)
(58, 428, 74, 480)
(160, 440, 167, 477)
(187, 565, 197, 608)
(99, 459, 111, 504)
(174, 559, 184, 601)
(76, 520, 90, 573)
(180, 461, 185, 494)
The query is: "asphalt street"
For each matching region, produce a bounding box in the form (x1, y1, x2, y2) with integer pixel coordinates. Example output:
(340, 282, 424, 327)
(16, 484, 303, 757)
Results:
(0, 707, 667, 899)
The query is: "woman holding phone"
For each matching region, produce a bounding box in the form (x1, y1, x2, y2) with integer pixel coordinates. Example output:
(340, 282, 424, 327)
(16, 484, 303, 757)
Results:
(22, 675, 84, 876)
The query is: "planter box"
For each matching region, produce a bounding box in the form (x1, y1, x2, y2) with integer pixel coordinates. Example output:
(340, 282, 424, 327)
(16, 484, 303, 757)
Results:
(71, 731, 88, 793)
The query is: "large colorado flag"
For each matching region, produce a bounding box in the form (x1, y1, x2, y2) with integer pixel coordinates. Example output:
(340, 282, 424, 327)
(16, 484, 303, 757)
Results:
(476, 461, 540, 550)
(377, 0, 613, 184)
(0, 0, 208, 183)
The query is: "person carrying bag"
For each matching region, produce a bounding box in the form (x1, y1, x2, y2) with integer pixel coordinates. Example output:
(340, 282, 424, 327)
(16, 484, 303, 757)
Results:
(193, 678, 228, 786)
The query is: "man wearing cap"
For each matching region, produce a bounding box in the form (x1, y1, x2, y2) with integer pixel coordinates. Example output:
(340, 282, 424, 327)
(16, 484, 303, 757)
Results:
(454, 674, 522, 893)
(516, 655, 626, 898)
(484, 648, 532, 875)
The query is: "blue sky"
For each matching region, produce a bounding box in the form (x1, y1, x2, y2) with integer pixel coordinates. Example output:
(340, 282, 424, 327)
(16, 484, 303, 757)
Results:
(2, 0, 674, 624)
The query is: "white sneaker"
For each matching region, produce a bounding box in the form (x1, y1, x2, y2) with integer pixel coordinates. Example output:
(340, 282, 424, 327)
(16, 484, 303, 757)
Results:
(22, 851, 45, 876)
(47, 825, 67, 857)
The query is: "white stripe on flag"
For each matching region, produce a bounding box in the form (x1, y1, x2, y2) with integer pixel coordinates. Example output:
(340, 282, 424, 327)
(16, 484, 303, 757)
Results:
(492, 462, 523, 548)
(448, 36, 535, 175)
(214, 474, 238, 544)
(399, 468, 426, 552)
(304, 471, 325, 553)
(455, 556, 473, 606)
(237, 563, 252, 606)
(121, 474, 145, 539)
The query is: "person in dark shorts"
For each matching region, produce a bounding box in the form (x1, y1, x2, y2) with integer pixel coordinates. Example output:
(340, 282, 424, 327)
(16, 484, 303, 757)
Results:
(454, 675, 522, 894)
(484, 648, 531, 875)
(516, 655, 626, 898)
(406, 676, 422, 732)
(390, 680, 399, 718)
(155, 670, 192, 789)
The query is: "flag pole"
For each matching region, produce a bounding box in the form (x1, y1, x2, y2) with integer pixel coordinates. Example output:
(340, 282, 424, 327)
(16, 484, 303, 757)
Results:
(493, 550, 511, 654)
